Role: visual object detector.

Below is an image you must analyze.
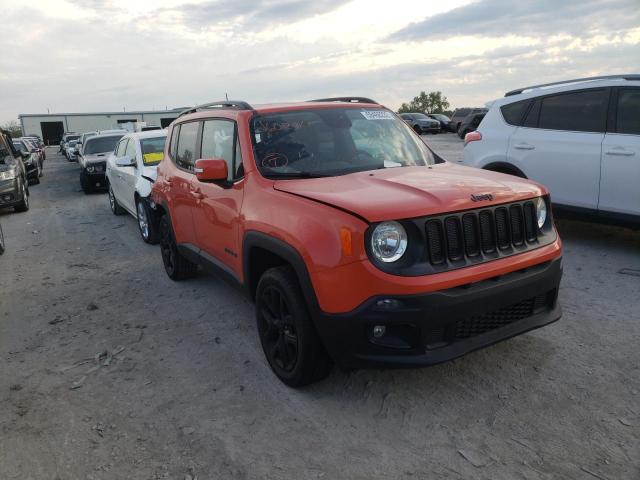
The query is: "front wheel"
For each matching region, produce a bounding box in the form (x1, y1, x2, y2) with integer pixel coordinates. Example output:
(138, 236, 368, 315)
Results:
(136, 197, 159, 244)
(159, 215, 197, 280)
(14, 182, 29, 212)
(413, 125, 422, 135)
(256, 266, 333, 387)
(108, 184, 125, 215)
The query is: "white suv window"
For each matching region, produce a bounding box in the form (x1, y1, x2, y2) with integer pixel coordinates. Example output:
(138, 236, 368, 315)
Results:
(616, 90, 640, 135)
(537, 89, 608, 133)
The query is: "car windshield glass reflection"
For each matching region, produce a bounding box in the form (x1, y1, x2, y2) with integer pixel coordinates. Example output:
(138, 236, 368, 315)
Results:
(252, 108, 434, 179)
(84, 135, 124, 155)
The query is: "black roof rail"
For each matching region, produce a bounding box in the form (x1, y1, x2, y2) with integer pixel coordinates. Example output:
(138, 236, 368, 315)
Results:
(505, 74, 640, 97)
(309, 96, 378, 104)
(178, 100, 254, 118)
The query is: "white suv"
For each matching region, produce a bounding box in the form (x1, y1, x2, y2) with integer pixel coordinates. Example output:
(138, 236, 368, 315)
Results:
(461, 74, 640, 226)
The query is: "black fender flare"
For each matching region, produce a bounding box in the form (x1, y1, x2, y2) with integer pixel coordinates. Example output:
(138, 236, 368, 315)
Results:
(242, 231, 320, 314)
(483, 162, 527, 178)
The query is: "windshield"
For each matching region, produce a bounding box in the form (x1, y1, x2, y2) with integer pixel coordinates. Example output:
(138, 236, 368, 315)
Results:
(13, 142, 28, 153)
(412, 113, 429, 120)
(140, 136, 166, 165)
(68, 141, 78, 147)
(66, 135, 80, 142)
(84, 135, 123, 155)
(252, 108, 434, 178)
(433, 114, 450, 121)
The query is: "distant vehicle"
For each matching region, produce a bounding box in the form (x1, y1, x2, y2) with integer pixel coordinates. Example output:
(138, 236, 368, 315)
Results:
(450, 108, 486, 133)
(398, 113, 441, 134)
(462, 74, 640, 227)
(79, 133, 125, 193)
(22, 137, 46, 163)
(76, 131, 97, 157)
(0, 130, 30, 212)
(457, 111, 487, 139)
(12, 138, 41, 184)
(60, 133, 80, 154)
(106, 130, 166, 243)
(427, 113, 453, 132)
(59, 132, 78, 152)
(65, 140, 79, 161)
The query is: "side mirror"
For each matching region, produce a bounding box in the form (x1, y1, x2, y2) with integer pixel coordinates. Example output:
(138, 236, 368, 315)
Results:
(195, 158, 228, 182)
(115, 155, 136, 167)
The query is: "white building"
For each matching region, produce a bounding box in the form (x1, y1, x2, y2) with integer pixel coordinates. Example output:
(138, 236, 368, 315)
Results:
(19, 108, 184, 145)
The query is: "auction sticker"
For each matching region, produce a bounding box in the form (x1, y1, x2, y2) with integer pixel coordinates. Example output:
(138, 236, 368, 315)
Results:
(361, 110, 395, 120)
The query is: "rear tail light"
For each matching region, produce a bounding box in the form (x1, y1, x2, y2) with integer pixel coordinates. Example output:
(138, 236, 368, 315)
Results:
(464, 131, 482, 146)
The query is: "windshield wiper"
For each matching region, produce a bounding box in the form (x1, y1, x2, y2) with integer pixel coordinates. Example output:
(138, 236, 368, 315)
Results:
(263, 171, 332, 179)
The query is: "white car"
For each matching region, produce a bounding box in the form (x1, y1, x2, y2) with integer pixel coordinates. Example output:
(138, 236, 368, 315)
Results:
(461, 74, 640, 227)
(106, 131, 167, 243)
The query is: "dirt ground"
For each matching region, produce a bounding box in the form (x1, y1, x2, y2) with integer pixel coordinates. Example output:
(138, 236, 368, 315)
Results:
(1, 136, 639, 480)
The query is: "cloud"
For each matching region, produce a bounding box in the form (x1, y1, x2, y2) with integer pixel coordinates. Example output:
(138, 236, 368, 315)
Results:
(389, 0, 640, 41)
(154, 0, 352, 32)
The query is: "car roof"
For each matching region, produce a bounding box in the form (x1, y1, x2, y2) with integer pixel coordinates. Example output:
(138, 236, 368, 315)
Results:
(123, 130, 168, 141)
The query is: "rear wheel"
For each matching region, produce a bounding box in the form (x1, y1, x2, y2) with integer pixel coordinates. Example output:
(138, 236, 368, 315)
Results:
(159, 215, 197, 280)
(136, 197, 159, 244)
(256, 266, 332, 387)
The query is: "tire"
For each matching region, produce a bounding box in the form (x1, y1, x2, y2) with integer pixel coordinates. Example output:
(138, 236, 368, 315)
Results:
(108, 184, 125, 215)
(256, 266, 333, 387)
(159, 215, 198, 280)
(80, 170, 93, 194)
(14, 182, 29, 213)
(136, 197, 159, 244)
(413, 125, 422, 135)
(0, 224, 5, 255)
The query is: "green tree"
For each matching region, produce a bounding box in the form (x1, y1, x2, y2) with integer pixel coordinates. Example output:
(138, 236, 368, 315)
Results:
(1, 120, 22, 138)
(397, 91, 450, 114)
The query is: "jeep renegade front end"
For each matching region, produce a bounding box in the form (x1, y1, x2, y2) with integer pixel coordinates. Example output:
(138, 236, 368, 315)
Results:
(151, 98, 562, 387)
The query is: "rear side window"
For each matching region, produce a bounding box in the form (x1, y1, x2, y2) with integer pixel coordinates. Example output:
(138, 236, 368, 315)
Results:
(175, 122, 199, 170)
(616, 89, 640, 135)
(169, 125, 179, 159)
(538, 89, 608, 133)
(500, 100, 530, 126)
(523, 99, 541, 128)
(201, 120, 241, 181)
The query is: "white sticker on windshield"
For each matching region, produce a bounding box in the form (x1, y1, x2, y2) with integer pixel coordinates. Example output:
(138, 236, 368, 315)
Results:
(361, 110, 395, 120)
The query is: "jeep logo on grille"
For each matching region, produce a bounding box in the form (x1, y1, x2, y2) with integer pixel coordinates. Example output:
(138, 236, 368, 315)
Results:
(470, 193, 493, 202)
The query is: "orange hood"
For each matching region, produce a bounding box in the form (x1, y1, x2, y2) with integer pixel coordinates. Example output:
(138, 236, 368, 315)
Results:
(273, 163, 546, 223)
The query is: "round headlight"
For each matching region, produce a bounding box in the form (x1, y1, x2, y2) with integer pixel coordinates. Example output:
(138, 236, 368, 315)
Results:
(371, 221, 408, 263)
(536, 197, 547, 229)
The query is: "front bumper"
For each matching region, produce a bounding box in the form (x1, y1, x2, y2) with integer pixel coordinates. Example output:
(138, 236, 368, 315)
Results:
(0, 178, 22, 208)
(314, 257, 562, 368)
(82, 163, 107, 188)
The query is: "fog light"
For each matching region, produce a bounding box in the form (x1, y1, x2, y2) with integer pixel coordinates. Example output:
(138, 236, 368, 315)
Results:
(373, 325, 386, 338)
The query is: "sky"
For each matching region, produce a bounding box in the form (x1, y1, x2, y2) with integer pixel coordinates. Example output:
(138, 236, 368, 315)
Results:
(1, 0, 639, 123)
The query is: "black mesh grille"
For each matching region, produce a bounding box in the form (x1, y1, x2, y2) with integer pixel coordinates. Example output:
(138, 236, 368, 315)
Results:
(423, 200, 543, 269)
(462, 214, 480, 257)
(426, 220, 445, 264)
(510, 204, 524, 246)
(523, 202, 537, 242)
(495, 208, 510, 249)
(445, 217, 463, 261)
(453, 293, 547, 340)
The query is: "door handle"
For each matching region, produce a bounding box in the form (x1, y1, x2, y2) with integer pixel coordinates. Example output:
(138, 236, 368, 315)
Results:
(605, 149, 635, 156)
(514, 143, 535, 150)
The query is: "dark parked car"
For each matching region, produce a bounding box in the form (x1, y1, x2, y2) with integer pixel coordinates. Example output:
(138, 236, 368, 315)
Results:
(450, 108, 486, 133)
(0, 130, 30, 212)
(398, 113, 441, 134)
(457, 111, 487, 139)
(427, 113, 453, 132)
(79, 133, 125, 193)
(12, 138, 41, 184)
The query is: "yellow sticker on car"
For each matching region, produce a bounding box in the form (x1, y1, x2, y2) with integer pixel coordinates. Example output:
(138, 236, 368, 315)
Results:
(142, 152, 163, 165)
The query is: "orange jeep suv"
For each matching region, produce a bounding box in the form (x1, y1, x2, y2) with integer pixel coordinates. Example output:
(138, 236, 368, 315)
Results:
(151, 98, 562, 386)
